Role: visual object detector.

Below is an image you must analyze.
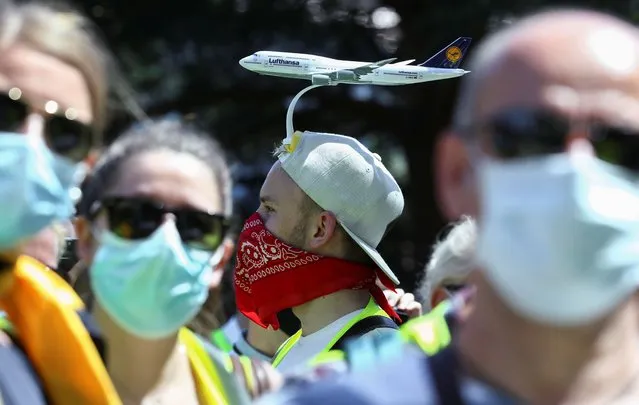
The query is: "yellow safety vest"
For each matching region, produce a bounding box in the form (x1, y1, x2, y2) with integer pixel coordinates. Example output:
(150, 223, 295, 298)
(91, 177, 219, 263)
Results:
(210, 328, 234, 353)
(310, 299, 454, 368)
(272, 297, 393, 368)
(179, 328, 252, 405)
(399, 299, 453, 355)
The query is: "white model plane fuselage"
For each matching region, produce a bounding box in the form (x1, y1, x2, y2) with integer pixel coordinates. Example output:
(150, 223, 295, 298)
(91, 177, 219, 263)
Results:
(239, 51, 469, 86)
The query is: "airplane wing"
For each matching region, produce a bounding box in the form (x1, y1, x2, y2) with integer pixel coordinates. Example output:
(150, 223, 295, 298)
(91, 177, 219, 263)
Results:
(311, 57, 397, 80)
(349, 58, 397, 75)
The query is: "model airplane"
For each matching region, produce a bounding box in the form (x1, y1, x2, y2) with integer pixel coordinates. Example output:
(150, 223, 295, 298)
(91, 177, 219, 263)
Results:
(239, 37, 472, 86)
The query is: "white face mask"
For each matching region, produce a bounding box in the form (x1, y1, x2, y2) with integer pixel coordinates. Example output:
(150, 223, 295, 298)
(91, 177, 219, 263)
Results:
(477, 151, 639, 326)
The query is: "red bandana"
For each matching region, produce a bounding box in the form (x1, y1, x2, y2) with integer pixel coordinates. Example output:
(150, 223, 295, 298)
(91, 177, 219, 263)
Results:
(234, 213, 400, 330)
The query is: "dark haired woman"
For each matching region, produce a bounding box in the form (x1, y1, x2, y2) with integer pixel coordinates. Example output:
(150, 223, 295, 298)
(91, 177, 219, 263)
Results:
(76, 118, 281, 404)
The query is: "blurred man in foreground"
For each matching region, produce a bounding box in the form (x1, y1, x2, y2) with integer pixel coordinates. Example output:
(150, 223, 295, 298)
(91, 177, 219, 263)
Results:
(258, 8, 639, 404)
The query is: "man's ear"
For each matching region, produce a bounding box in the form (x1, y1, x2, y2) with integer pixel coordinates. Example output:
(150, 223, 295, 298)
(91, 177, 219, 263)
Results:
(434, 129, 477, 220)
(209, 238, 235, 289)
(430, 287, 449, 310)
(307, 211, 338, 250)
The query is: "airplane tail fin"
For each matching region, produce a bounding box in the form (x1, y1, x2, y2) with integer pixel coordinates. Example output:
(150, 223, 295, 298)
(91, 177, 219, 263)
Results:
(419, 37, 472, 69)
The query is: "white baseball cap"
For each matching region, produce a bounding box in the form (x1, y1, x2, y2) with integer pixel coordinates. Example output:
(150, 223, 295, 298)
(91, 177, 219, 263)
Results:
(277, 131, 404, 285)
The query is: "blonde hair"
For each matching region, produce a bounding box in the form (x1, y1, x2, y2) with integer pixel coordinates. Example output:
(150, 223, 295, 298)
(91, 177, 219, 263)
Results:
(0, 1, 131, 140)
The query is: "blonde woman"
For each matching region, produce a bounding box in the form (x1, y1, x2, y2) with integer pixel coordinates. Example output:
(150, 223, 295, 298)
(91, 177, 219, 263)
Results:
(0, 1, 121, 404)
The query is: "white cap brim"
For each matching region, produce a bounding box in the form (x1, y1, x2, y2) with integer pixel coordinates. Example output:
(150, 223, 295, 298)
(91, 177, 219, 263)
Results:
(340, 222, 400, 286)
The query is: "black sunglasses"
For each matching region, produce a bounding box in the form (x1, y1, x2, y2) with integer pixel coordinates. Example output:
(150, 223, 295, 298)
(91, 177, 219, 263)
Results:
(0, 87, 95, 162)
(462, 107, 639, 172)
(90, 196, 230, 252)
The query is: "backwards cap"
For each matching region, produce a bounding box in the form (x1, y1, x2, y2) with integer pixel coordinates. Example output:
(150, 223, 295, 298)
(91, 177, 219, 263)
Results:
(277, 130, 404, 285)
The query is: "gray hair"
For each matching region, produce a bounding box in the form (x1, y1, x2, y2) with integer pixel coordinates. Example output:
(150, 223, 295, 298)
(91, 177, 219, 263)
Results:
(420, 216, 477, 310)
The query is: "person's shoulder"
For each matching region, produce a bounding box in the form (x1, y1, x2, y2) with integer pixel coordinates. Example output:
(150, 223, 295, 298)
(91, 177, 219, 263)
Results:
(257, 346, 439, 405)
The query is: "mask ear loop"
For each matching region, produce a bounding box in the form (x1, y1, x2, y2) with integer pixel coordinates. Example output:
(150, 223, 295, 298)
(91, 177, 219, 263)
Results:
(283, 84, 326, 150)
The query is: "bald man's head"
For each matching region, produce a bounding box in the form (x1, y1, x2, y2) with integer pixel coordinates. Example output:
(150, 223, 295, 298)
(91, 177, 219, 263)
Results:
(453, 8, 639, 129)
(435, 8, 639, 220)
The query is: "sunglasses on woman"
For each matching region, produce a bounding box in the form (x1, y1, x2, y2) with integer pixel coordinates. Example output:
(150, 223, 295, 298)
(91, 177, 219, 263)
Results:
(90, 196, 230, 252)
(461, 107, 639, 172)
(0, 87, 95, 162)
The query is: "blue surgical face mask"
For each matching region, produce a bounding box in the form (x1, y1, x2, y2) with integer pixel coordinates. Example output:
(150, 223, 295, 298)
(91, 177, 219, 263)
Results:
(477, 151, 639, 326)
(0, 132, 84, 249)
(90, 220, 222, 339)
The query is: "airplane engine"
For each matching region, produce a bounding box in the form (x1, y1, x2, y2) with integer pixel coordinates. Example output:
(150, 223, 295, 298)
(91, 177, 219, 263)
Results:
(335, 71, 357, 81)
(311, 74, 332, 85)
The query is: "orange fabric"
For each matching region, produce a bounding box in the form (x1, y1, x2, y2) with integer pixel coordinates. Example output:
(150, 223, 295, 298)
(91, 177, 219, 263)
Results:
(0, 255, 121, 405)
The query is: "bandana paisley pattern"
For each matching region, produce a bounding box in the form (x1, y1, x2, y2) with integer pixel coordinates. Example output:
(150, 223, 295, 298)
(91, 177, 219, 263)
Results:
(234, 213, 398, 330)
